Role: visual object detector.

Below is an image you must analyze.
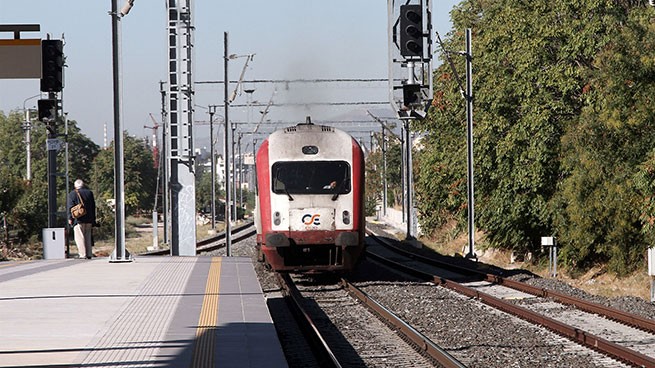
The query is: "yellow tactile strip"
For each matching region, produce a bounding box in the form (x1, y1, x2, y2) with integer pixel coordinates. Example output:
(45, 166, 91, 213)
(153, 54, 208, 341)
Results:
(191, 257, 222, 367)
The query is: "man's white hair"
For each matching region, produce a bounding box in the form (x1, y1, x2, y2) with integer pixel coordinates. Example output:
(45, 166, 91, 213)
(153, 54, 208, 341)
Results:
(74, 179, 84, 189)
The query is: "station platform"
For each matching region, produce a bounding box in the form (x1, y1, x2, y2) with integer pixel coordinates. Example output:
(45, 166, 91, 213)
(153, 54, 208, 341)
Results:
(0, 256, 288, 368)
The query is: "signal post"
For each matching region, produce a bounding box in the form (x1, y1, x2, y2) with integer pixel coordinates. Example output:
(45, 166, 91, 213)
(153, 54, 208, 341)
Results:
(39, 39, 65, 228)
(388, 1, 432, 241)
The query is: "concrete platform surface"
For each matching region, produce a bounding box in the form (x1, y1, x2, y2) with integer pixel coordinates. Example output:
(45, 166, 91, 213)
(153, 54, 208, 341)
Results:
(0, 256, 287, 368)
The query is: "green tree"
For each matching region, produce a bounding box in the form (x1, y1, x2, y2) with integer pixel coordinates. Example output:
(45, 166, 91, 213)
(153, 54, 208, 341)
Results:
(554, 8, 655, 274)
(415, 0, 649, 273)
(364, 132, 404, 217)
(0, 166, 26, 248)
(196, 166, 225, 217)
(382, 138, 403, 209)
(364, 145, 382, 217)
(0, 111, 100, 236)
(91, 133, 157, 216)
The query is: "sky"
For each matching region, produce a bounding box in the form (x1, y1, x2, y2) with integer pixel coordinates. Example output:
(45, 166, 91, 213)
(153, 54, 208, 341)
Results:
(0, 1, 461, 148)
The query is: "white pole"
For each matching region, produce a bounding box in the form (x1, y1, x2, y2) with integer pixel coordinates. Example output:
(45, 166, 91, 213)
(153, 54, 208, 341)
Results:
(152, 211, 158, 250)
(648, 247, 655, 302)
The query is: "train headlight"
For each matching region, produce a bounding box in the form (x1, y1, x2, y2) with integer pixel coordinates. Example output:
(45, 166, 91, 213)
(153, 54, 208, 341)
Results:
(274, 211, 281, 226)
(342, 210, 350, 225)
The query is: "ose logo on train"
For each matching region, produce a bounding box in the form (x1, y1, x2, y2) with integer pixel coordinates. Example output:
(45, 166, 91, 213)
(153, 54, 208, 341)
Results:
(302, 214, 321, 226)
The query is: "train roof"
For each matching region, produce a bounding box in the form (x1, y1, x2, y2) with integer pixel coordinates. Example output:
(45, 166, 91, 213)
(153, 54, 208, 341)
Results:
(267, 116, 356, 141)
(260, 117, 363, 160)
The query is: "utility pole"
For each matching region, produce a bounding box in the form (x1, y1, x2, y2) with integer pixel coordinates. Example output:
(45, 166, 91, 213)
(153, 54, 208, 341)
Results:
(434, 28, 475, 258)
(167, 0, 197, 256)
(463, 28, 476, 260)
(208, 105, 217, 231)
(24, 110, 32, 181)
(403, 119, 414, 240)
(231, 122, 237, 221)
(367, 110, 396, 218)
(159, 81, 169, 246)
(22, 94, 40, 181)
(382, 126, 387, 217)
(109, 0, 132, 262)
(144, 114, 160, 250)
(224, 31, 232, 256)
(252, 138, 258, 190)
(238, 133, 243, 210)
(64, 112, 70, 256)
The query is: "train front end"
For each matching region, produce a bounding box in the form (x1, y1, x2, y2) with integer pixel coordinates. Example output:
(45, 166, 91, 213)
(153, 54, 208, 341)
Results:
(254, 121, 365, 273)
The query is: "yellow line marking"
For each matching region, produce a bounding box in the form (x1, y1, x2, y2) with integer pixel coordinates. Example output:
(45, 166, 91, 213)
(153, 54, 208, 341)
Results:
(191, 257, 221, 368)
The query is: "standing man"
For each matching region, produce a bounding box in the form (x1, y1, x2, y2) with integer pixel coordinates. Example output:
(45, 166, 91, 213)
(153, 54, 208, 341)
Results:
(67, 179, 96, 259)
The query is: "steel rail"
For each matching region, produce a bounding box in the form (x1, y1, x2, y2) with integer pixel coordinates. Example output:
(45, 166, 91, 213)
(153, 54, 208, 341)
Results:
(365, 238, 655, 367)
(341, 278, 467, 368)
(367, 229, 655, 334)
(276, 273, 343, 368)
(140, 221, 255, 256)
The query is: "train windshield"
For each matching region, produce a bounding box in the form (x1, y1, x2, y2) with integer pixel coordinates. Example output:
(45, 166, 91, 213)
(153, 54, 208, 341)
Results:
(272, 161, 351, 195)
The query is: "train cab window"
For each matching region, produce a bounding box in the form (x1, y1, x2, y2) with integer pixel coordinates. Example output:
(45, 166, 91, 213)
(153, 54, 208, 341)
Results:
(272, 161, 351, 195)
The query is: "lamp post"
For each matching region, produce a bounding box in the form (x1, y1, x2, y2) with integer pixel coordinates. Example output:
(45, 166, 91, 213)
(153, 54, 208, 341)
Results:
(227, 53, 253, 222)
(252, 138, 258, 189)
(223, 31, 232, 256)
(231, 122, 237, 221)
(22, 93, 40, 181)
(223, 33, 254, 254)
(208, 105, 218, 230)
(210, 109, 216, 229)
(109, 0, 135, 263)
(238, 132, 243, 211)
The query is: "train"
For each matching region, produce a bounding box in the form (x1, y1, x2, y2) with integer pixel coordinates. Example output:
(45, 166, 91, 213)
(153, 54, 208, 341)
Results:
(254, 117, 366, 273)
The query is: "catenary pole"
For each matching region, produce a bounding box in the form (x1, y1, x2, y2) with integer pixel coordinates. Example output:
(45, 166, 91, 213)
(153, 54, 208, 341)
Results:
(464, 28, 476, 260)
(159, 81, 168, 246)
(224, 31, 232, 256)
(209, 106, 217, 230)
(109, 0, 131, 262)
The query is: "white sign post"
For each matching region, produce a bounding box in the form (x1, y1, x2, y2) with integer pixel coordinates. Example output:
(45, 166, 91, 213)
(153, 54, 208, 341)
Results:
(648, 247, 655, 303)
(542, 237, 557, 278)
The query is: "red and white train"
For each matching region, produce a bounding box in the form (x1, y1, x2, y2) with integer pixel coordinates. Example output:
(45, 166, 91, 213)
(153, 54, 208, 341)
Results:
(254, 117, 365, 273)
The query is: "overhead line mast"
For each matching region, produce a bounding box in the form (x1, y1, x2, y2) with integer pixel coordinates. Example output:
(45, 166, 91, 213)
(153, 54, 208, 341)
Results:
(167, 0, 196, 256)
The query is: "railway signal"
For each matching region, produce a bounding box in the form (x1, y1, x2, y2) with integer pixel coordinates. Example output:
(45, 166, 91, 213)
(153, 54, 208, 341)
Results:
(399, 4, 423, 58)
(37, 98, 56, 122)
(402, 84, 421, 108)
(40, 39, 64, 92)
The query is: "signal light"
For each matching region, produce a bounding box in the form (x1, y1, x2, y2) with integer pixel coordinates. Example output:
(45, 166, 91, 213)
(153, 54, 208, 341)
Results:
(38, 99, 57, 122)
(41, 40, 64, 92)
(403, 84, 421, 108)
(399, 5, 423, 58)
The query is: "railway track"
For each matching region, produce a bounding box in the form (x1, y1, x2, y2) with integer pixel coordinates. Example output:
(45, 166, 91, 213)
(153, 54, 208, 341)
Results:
(365, 229, 655, 367)
(139, 221, 256, 256)
(275, 271, 456, 367)
(138, 222, 655, 366)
